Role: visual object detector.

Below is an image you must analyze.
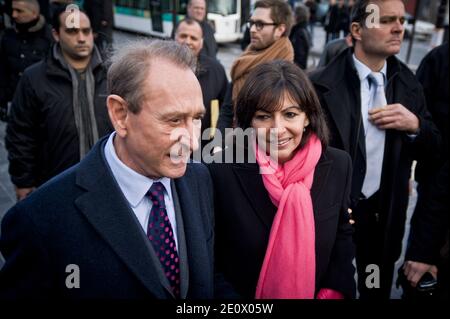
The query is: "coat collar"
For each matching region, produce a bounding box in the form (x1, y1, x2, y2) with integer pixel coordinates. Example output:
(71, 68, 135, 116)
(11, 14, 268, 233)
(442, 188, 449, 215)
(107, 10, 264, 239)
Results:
(74, 136, 211, 298)
(74, 136, 171, 298)
(312, 48, 404, 90)
(231, 150, 333, 230)
(311, 48, 408, 156)
(46, 43, 104, 79)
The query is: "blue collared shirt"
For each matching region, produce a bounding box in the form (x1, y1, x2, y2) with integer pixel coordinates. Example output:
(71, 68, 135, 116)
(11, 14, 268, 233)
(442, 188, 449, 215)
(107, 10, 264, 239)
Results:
(104, 133, 178, 247)
(352, 55, 417, 139)
(352, 54, 387, 135)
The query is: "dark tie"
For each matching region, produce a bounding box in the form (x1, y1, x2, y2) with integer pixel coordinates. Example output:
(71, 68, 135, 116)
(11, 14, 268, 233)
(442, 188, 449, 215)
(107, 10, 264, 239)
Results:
(147, 182, 180, 298)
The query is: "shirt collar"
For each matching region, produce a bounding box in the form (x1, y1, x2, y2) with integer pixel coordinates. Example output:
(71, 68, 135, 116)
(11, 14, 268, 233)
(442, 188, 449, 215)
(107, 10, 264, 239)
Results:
(352, 54, 387, 83)
(104, 133, 173, 208)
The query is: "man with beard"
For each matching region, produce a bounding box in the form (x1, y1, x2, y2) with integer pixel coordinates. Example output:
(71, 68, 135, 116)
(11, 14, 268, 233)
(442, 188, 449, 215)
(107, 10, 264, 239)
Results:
(216, 0, 294, 132)
(5, 6, 112, 201)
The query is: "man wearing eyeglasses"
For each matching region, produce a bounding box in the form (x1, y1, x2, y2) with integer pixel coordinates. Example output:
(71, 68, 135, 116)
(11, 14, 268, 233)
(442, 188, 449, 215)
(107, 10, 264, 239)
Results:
(216, 0, 294, 131)
(310, 0, 441, 299)
(5, 5, 112, 201)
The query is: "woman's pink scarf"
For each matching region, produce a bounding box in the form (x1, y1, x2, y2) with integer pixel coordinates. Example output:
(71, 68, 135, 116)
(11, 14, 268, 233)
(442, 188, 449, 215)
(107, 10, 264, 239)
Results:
(254, 134, 322, 299)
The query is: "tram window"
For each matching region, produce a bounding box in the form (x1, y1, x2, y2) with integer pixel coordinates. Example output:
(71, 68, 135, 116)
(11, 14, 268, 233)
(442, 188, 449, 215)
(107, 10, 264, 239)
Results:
(114, 1, 150, 10)
(160, 0, 187, 14)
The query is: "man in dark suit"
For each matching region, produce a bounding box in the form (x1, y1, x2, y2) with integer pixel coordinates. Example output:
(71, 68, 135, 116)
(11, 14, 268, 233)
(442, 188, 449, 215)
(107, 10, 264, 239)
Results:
(310, 0, 441, 299)
(186, 0, 217, 59)
(174, 18, 229, 150)
(0, 40, 217, 299)
(403, 43, 449, 298)
(0, 0, 53, 122)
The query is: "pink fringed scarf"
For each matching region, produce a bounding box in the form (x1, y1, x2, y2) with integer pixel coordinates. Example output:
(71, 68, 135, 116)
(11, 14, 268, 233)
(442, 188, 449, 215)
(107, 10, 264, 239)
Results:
(254, 134, 322, 299)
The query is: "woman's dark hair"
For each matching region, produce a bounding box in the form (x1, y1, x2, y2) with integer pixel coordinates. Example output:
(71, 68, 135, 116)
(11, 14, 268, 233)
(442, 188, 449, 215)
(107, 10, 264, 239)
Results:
(235, 60, 329, 149)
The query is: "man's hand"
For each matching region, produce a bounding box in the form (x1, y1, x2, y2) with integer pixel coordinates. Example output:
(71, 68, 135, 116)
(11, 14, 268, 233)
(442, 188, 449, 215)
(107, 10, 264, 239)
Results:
(15, 186, 35, 201)
(403, 260, 438, 287)
(369, 103, 420, 134)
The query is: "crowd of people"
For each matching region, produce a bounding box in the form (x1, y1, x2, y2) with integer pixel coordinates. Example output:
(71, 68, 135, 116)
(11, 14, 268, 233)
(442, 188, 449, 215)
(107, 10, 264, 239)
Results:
(0, 0, 447, 301)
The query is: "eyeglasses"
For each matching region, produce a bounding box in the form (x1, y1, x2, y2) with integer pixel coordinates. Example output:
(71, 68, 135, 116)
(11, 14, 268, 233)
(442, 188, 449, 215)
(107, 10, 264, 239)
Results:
(246, 20, 278, 31)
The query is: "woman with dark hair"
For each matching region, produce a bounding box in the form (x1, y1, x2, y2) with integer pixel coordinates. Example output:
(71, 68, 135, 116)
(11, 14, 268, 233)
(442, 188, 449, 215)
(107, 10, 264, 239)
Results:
(208, 60, 356, 299)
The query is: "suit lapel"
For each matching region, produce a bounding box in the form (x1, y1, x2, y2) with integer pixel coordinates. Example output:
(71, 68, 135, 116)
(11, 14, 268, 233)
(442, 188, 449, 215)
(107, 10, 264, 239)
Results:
(233, 163, 277, 230)
(74, 138, 169, 298)
(319, 51, 366, 162)
(174, 169, 212, 297)
(232, 153, 333, 227)
(323, 89, 352, 153)
(349, 74, 367, 163)
(310, 155, 333, 209)
(171, 180, 190, 299)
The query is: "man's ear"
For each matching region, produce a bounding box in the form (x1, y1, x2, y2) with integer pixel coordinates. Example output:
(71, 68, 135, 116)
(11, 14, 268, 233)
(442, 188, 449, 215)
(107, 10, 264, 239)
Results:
(52, 28, 60, 42)
(350, 22, 362, 42)
(107, 95, 129, 137)
(274, 23, 286, 39)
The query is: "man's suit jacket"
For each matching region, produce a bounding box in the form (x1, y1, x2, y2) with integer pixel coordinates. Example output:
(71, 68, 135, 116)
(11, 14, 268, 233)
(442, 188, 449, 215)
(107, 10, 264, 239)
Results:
(208, 147, 356, 298)
(309, 48, 441, 265)
(0, 136, 215, 299)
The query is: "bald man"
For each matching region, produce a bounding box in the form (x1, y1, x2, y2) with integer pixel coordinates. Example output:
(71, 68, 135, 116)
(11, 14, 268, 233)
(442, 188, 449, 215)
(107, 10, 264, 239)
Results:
(0, 0, 53, 121)
(186, 0, 217, 59)
(174, 18, 228, 150)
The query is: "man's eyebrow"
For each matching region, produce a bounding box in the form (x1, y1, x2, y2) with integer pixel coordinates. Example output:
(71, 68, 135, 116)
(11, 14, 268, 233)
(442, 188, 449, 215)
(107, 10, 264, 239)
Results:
(380, 15, 405, 21)
(162, 109, 206, 117)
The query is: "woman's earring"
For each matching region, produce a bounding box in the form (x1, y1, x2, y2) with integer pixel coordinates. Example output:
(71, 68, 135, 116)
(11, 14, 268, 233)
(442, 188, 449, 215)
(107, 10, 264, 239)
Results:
(303, 127, 306, 132)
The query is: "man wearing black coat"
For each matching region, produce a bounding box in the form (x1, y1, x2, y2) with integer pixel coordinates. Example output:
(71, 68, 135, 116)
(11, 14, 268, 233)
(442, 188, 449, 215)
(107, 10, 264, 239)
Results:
(186, 0, 217, 59)
(0, 0, 53, 121)
(0, 39, 228, 299)
(403, 43, 449, 297)
(309, 0, 441, 299)
(5, 8, 112, 201)
(289, 4, 311, 69)
(174, 18, 228, 150)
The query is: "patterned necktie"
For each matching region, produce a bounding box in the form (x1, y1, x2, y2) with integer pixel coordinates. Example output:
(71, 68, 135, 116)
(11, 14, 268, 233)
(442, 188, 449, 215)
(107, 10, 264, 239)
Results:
(147, 182, 180, 298)
(362, 72, 386, 198)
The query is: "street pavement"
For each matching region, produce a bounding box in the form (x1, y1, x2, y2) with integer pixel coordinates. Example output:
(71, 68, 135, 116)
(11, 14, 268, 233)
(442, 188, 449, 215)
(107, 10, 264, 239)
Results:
(0, 24, 432, 297)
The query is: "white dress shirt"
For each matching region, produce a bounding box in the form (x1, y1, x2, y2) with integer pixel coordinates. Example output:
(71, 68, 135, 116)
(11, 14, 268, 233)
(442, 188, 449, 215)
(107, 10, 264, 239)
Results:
(104, 133, 178, 247)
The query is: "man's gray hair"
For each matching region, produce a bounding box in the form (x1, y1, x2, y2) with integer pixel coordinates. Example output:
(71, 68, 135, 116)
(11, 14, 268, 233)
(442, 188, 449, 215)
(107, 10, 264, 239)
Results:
(107, 39, 197, 114)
